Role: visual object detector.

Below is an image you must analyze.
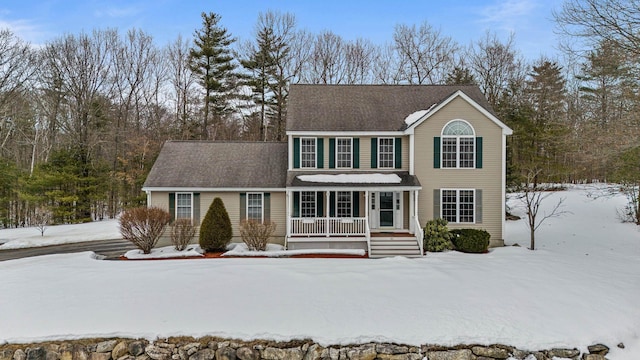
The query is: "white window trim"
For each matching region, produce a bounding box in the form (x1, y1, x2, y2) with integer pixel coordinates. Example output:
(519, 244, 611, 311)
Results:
(300, 191, 317, 218)
(300, 137, 317, 169)
(246, 192, 264, 223)
(440, 188, 475, 224)
(335, 137, 353, 169)
(175, 192, 193, 220)
(441, 120, 476, 169)
(378, 137, 395, 169)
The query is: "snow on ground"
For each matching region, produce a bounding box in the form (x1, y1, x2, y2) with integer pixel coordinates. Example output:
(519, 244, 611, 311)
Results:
(0, 219, 120, 249)
(222, 243, 366, 257)
(297, 173, 402, 183)
(0, 185, 639, 359)
(124, 245, 204, 259)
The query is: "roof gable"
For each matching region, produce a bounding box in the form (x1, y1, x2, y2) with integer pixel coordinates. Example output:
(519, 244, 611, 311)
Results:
(286, 84, 496, 132)
(143, 141, 288, 190)
(405, 90, 513, 135)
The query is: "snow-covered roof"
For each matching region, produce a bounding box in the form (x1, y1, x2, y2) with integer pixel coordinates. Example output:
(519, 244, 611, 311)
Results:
(297, 173, 402, 184)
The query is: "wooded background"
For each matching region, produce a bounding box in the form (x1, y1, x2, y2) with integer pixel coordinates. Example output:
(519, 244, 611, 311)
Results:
(0, 0, 638, 227)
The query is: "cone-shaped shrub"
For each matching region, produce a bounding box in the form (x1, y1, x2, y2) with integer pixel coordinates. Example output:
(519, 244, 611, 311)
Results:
(199, 197, 232, 252)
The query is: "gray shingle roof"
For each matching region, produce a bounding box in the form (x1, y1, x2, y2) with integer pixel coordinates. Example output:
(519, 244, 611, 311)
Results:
(287, 84, 494, 132)
(143, 141, 288, 189)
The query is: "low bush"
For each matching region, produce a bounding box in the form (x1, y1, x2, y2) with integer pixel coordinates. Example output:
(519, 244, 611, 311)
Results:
(239, 220, 277, 251)
(199, 197, 232, 252)
(119, 207, 171, 254)
(423, 218, 454, 252)
(170, 218, 196, 251)
(450, 228, 490, 253)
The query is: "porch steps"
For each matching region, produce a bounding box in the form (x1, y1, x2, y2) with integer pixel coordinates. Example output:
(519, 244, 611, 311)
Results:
(369, 236, 422, 258)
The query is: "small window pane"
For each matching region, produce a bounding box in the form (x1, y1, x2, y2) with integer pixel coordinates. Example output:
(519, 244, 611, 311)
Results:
(378, 138, 394, 168)
(442, 138, 457, 168)
(336, 191, 352, 218)
(336, 138, 352, 168)
(301, 191, 316, 218)
(247, 193, 263, 221)
(459, 138, 474, 168)
(176, 193, 192, 220)
(301, 138, 316, 168)
(440, 189, 475, 223)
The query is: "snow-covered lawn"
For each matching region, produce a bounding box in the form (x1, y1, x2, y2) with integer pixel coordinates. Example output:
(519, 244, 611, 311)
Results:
(0, 219, 120, 249)
(0, 185, 639, 359)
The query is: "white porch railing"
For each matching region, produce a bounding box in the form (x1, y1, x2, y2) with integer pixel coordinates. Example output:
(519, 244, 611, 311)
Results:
(290, 217, 367, 237)
(412, 216, 424, 255)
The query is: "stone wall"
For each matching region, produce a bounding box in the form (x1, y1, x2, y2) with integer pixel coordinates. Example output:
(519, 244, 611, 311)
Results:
(0, 337, 613, 360)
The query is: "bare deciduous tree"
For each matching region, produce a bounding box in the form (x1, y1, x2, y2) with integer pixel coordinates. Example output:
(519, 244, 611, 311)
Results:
(393, 21, 458, 84)
(517, 170, 570, 250)
(554, 0, 640, 56)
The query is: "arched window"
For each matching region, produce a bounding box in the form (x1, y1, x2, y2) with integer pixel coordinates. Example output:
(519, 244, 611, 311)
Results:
(441, 120, 475, 168)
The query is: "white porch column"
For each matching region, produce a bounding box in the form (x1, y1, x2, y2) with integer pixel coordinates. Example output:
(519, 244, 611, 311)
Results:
(364, 190, 369, 219)
(286, 190, 291, 238)
(409, 190, 415, 233)
(325, 191, 331, 237)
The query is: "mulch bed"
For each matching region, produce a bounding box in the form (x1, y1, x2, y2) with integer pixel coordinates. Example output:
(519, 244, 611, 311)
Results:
(119, 252, 368, 260)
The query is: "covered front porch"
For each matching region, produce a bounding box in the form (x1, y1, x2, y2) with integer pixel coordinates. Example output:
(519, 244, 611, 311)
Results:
(285, 172, 423, 257)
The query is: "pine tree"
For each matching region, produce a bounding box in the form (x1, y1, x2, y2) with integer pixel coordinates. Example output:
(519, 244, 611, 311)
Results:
(240, 26, 278, 141)
(189, 12, 237, 139)
(445, 66, 476, 85)
(199, 197, 233, 252)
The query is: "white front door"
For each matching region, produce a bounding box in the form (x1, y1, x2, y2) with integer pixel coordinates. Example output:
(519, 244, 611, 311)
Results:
(370, 191, 403, 230)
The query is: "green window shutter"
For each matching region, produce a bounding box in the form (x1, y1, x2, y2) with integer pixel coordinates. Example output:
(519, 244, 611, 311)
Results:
(371, 138, 378, 168)
(264, 193, 271, 222)
(352, 191, 359, 217)
(240, 193, 247, 221)
(475, 137, 483, 169)
(329, 138, 335, 168)
(329, 192, 336, 217)
(434, 137, 441, 169)
(395, 137, 402, 169)
(433, 189, 441, 219)
(475, 189, 482, 223)
(317, 138, 324, 169)
(168, 193, 175, 221)
(293, 138, 300, 168)
(193, 193, 200, 225)
(316, 192, 323, 217)
(353, 138, 360, 168)
(293, 192, 300, 217)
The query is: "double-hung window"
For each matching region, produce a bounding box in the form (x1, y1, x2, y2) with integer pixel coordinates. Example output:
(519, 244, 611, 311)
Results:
(247, 192, 263, 222)
(176, 193, 192, 220)
(301, 191, 316, 218)
(336, 191, 352, 218)
(442, 120, 475, 168)
(378, 138, 394, 168)
(441, 189, 475, 223)
(336, 138, 352, 168)
(301, 138, 317, 168)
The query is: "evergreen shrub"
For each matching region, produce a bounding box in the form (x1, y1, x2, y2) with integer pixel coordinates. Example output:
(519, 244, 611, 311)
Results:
(450, 228, 490, 253)
(423, 218, 454, 252)
(199, 197, 232, 252)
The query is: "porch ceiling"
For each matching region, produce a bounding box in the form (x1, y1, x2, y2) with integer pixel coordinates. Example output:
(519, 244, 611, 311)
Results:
(286, 170, 421, 190)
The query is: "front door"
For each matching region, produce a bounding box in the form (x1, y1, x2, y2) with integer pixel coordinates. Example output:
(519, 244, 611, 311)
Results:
(379, 192, 394, 228)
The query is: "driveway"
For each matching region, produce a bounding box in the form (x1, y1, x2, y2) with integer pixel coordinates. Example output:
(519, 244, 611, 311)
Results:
(0, 239, 135, 261)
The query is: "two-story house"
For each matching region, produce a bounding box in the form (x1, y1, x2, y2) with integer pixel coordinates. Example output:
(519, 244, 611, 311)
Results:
(142, 84, 512, 257)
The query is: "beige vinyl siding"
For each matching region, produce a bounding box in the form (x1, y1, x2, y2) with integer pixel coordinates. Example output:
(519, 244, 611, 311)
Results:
(413, 96, 505, 245)
(151, 191, 287, 247)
